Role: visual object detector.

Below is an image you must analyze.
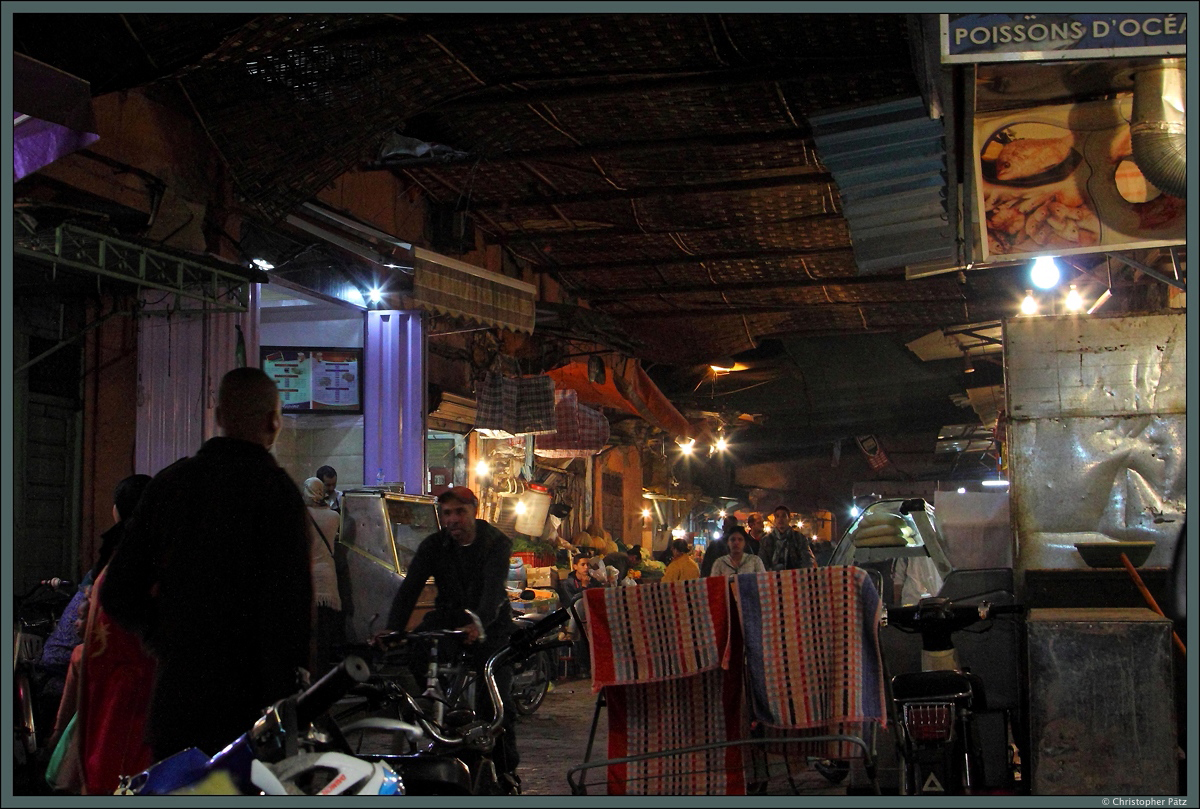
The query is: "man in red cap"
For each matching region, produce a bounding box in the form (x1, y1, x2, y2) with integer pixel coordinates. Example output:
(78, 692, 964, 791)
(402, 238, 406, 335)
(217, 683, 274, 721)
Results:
(386, 486, 520, 788)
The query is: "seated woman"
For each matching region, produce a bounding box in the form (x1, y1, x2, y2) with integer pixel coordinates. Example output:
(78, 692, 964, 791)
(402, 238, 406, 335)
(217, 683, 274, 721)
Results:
(708, 527, 766, 577)
(663, 538, 701, 582)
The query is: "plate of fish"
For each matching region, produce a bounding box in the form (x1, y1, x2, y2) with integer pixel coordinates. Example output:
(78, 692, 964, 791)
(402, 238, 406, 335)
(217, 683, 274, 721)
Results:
(980, 126, 1082, 188)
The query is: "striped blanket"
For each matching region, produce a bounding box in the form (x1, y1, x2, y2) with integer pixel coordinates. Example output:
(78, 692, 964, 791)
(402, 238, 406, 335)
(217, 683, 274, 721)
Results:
(734, 567, 886, 759)
(587, 578, 745, 794)
(586, 576, 732, 690)
(605, 666, 745, 795)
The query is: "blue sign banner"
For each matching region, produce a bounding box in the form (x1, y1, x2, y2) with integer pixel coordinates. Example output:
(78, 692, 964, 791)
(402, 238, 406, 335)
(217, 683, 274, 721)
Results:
(941, 13, 1186, 63)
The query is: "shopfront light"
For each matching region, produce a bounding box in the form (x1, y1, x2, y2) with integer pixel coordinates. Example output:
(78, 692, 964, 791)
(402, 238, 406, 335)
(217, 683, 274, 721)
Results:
(367, 287, 383, 304)
(474, 459, 490, 478)
(1020, 290, 1039, 316)
(641, 508, 650, 518)
(850, 505, 861, 518)
(251, 257, 275, 271)
(715, 436, 728, 452)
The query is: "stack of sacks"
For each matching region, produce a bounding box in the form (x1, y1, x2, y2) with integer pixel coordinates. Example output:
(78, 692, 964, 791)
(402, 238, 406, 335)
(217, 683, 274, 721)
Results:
(850, 512, 914, 547)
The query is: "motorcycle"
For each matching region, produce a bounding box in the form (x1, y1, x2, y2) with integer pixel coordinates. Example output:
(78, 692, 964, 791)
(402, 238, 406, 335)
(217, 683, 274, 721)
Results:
(885, 596, 1025, 795)
(508, 611, 557, 716)
(332, 605, 574, 795)
(117, 656, 403, 795)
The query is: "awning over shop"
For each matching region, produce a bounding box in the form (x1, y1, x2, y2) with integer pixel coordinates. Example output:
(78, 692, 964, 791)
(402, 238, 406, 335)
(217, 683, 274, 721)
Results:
(547, 357, 693, 440)
(411, 247, 536, 335)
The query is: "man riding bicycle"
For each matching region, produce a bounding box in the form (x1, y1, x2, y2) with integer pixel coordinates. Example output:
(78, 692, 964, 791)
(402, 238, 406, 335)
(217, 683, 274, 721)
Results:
(385, 486, 520, 789)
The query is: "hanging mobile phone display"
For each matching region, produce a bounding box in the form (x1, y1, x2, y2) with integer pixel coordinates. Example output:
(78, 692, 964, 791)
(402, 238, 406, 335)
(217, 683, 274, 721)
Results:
(261, 346, 363, 413)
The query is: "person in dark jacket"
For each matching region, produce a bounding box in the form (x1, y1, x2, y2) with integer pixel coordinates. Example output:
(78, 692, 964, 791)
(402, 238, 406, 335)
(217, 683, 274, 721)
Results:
(101, 368, 312, 760)
(700, 515, 739, 577)
(386, 485, 521, 788)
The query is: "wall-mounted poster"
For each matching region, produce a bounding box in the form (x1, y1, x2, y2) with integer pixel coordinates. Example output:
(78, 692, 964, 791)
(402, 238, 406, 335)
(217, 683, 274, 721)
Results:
(261, 346, 363, 413)
(975, 98, 1186, 261)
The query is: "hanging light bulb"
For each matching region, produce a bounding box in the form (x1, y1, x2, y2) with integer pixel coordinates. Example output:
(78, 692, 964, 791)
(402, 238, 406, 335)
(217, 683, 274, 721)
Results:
(1031, 256, 1060, 289)
(1020, 290, 1039, 316)
(1065, 284, 1084, 312)
(641, 508, 650, 518)
(514, 500, 527, 515)
(474, 459, 490, 478)
(715, 436, 728, 451)
(677, 437, 696, 455)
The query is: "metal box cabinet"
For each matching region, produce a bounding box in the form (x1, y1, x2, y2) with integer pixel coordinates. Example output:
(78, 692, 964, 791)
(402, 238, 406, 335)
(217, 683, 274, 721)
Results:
(1027, 608, 1176, 795)
(337, 489, 440, 643)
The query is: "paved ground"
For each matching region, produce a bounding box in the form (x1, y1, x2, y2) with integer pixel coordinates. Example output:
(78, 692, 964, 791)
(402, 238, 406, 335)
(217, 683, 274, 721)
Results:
(516, 673, 858, 797)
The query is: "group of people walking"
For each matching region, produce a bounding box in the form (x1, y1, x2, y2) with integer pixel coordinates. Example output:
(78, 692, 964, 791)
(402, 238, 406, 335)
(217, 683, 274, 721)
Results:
(699, 505, 818, 580)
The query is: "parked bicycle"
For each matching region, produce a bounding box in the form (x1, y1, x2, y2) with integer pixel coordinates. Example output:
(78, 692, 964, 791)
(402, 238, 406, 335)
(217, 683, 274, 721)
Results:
(13, 577, 77, 767)
(332, 605, 574, 795)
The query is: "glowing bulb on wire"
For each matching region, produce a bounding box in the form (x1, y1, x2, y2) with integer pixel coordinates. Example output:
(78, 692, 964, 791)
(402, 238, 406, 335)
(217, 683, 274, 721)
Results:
(1065, 284, 1084, 312)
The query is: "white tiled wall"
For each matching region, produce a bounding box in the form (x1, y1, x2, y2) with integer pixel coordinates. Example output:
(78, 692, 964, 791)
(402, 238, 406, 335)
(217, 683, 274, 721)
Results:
(274, 413, 364, 489)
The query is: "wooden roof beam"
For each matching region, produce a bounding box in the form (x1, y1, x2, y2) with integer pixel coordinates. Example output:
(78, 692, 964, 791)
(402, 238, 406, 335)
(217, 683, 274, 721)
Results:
(366, 128, 815, 171)
(551, 245, 853, 273)
(469, 171, 832, 210)
(584, 272, 907, 300)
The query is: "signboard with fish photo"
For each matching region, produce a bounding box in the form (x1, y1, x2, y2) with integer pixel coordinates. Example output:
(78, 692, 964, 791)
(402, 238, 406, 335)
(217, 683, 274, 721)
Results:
(975, 98, 1186, 261)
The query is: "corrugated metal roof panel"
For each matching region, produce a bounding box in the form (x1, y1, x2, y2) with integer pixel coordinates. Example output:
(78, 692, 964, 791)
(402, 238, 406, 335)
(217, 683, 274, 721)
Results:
(811, 96, 958, 275)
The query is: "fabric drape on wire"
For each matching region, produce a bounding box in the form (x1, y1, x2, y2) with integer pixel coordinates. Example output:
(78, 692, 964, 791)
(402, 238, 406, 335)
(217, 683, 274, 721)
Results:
(474, 373, 557, 437)
(534, 390, 610, 458)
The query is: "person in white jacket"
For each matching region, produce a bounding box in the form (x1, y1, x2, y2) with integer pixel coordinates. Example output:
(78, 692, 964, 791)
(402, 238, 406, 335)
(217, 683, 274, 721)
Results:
(303, 477, 343, 674)
(709, 527, 766, 577)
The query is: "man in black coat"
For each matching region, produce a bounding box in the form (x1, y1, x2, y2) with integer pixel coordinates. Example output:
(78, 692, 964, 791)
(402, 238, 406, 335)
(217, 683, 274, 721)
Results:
(102, 367, 312, 760)
(387, 485, 520, 787)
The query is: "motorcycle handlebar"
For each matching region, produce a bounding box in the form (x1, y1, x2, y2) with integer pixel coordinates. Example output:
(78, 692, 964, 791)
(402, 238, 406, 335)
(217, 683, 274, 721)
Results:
(508, 606, 571, 655)
(294, 655, 371, 728)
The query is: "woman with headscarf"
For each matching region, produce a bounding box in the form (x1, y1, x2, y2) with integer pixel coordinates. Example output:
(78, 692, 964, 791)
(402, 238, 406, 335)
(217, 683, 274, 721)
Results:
(303, 477, 343, 674)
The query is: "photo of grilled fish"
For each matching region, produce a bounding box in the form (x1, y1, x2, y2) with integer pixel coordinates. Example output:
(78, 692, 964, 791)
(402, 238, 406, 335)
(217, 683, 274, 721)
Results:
(994, 134, 1075, 181)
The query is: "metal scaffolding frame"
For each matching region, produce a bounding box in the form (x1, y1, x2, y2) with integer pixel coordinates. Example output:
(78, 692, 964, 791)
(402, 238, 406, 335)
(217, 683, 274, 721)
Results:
(14, 219, 259, 315)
